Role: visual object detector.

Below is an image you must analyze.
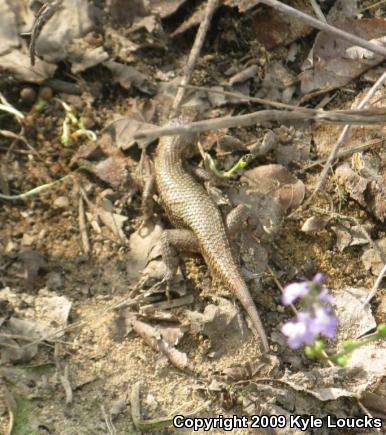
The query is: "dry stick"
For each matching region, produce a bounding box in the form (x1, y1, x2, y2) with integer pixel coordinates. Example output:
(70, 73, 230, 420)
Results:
(259, 0, 386, 57)
(301, 138, 384, 171)
(135, 108, 386, 139)
(362, 263, 386, 306)
(172, 0, 219, 112)
(29, 0, 63, 65)
(361, 0, 386, 12)
(309, 0, 326, 23)
(266, 264, 298, 316)
(180, 83, 312, 111)
(78, 193, 90, 255)
(310, 70, 386, 201)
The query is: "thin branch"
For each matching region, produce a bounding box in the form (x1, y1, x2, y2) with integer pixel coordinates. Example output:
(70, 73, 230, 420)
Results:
(78, 193, 90, 255)
(172, 0, 219, 112)
(134, 107, 386, 140)
(29, 0, 63, 65)
(179, 83, 311, 111)
(309, 0, 326, 23)
(259, 0, 386, 57)
(301, 138, 384, 171)
(362, 263, 386, 306)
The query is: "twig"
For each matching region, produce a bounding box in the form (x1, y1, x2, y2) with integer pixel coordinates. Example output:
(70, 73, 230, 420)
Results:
(259, 0, 386, 57)
(3, 386, 16, 435)
(309, 70, 386, 200)
(55, 344, 73, 404)
(78, 193, 91, 255)
(140, 294, 194, 314)
(172, 0, 219, 112)
(29, 0, 63, 65)
(131, 319, 187, 370)
(101, 403, 116, 435)
(309, 0, 326, 23)
(301, 138, 384, 171)
(362, 263, 386, 306)
(1, 128, 43, 159)
(135, 108, 386, 140)
(59, 364, 73, 404)
(179, 83, 310, 110)
(266, 264, 298, 316)
(360, 0, 386, 12)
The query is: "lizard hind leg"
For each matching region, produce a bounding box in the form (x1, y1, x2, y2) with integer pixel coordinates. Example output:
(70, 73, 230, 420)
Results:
(160, 229, 200, 299)
(225, 204, 249, 238)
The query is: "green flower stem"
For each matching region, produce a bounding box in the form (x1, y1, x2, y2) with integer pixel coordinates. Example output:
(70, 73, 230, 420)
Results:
(304, 324, 386, 366)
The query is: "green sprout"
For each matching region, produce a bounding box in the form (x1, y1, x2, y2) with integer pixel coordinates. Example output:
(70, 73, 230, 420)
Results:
(204, 153, 253, 178)
(0, 170, 79, 201)
(0, 93, 24, 121)
(55, 98, 97, 145)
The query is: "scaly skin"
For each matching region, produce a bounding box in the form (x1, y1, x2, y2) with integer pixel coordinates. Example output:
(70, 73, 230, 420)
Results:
(154, 118, 269, 352)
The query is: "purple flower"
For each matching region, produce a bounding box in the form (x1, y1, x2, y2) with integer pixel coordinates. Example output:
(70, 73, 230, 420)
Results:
(318, 287, 333, 303)
(280, 272, 338, 350)
(281, 282, 310, 305)
(310, 307, 337, 338)
(313, 273, 325, 284)
(281, 313, 315, 349)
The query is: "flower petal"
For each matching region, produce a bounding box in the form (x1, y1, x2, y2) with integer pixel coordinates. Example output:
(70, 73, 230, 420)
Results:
(281, 282, 310, 305)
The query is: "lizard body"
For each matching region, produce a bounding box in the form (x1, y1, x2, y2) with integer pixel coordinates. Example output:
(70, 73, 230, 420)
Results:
(154, 118, 269, 352)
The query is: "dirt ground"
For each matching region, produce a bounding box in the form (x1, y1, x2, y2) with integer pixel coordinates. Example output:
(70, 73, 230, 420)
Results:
(1, 1, 386, 434)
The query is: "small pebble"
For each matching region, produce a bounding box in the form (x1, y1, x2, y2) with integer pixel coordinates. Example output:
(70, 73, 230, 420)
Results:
(20, 87, 36, 104)
(21, 233, 36, 246)
(46, 271, 64, 291)
(54, 196, 69, 209)
(39, 86, 53, 101)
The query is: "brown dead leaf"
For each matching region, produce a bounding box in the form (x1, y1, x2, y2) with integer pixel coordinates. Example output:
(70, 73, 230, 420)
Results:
(335, 163, 368, 207)
(148, 0, 187, 18)
(333, 287, 376, 341)
(88, 207, 128, 242)
(361, 238, 386, 276)
(336, 163, 386, 222)
(104, 61, 156, 95)
(241, 164, 305, 214)
(19, 249, 47, 290)
(127, 223, 163, 282)
(108, 0, 148, 26)
(93, 153, 129, 190)
(252, 0, 314, 50)
(256, 61, 296, 103)
(301, 19, 386, 95)
(103, 116, 156, 151)
(186, 298, 248, 353)
(367, 174, 386, 222)
(0, 50, 57, 83)
(331, 222, 372, 252)
(301, 216, 328, 233)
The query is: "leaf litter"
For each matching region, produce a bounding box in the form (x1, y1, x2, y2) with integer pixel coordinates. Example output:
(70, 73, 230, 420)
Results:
(0, 0, 386, 432)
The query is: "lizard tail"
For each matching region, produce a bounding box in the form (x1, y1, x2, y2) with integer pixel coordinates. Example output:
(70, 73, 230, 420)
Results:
(229, 277, 269, 352)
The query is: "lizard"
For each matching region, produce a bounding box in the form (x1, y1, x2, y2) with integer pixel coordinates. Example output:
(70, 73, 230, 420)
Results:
(153, 116, 269, 352)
